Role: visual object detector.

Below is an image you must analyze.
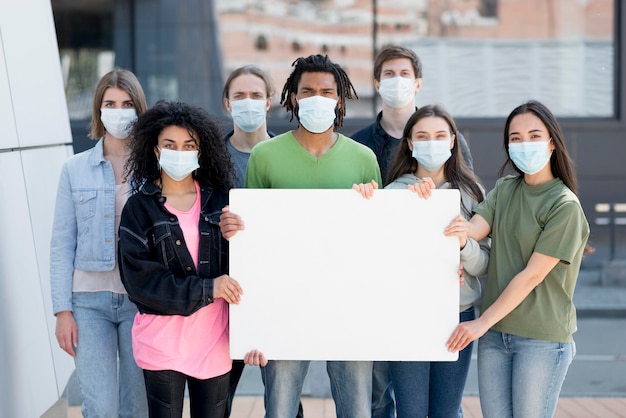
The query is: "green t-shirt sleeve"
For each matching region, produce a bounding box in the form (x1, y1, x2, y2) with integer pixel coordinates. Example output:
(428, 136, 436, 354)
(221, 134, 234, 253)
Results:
(534, 200, 588, 264)
(473, 179, 499, 227)
(370, 158, 382, 186)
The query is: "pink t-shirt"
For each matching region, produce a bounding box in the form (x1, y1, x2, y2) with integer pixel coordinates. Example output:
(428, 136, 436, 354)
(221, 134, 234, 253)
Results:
(132, 182, 231, 379)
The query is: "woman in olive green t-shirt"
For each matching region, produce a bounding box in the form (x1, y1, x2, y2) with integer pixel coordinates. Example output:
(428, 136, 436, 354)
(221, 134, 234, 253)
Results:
(443, 100, 591, 418)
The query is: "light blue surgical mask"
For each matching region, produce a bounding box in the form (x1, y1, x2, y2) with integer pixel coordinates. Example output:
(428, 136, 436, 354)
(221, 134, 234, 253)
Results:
(297, 96, 338, 134)
(378, 77, 416, 109)
(100, 108, 137, 139)
(230, 98, 267, 133)
(411, 139, 452, 172)
(158, 148, 199, 181)
(508, 141, 552, 175)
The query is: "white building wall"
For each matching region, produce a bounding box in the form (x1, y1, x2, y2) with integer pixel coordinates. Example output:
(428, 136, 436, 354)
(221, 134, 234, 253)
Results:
(0, 0, 75, 416)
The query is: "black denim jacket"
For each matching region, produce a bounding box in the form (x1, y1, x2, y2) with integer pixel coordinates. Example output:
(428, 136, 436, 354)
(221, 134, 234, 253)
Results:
(118, 181, 228, 316)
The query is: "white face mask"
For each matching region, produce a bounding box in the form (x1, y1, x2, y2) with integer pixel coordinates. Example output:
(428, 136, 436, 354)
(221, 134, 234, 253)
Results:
(378, 77, 416, 109)
(411, 139, 452, 172)
(508, 141, 552, 175)
(100, 108, 137, 139)
(230, 98, 267, 133)
(158, 148, 200, 181)
(297, 96, 338, 134)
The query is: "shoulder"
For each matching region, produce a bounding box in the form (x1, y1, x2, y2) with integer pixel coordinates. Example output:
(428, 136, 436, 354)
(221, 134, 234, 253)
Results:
(251, 131, 292, 154)
(339, 134, 376, 155)
(385, 173, 419, 189)
(547, 182, 583, 212)
(59, 144, 105, 182)
(202, 183, 228, 201)
(63, 144, 97, 168)
(491, 175, 521, 191)
(350, 122, 376, 145)
(458, 181, 484, 207)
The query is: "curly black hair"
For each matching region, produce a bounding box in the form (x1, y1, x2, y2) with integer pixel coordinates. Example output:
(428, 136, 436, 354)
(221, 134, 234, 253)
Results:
(280, 54, 358, 128)
(125, 100, 234, 192)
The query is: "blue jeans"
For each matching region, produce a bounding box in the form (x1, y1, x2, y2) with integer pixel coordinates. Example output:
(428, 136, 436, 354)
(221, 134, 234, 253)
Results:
(477, 329, 576, 418)
(72, 292, 148, 418)
(261, 360, 372, 418)
(389, 306, 475, 418)
(371, 361, 395, 418)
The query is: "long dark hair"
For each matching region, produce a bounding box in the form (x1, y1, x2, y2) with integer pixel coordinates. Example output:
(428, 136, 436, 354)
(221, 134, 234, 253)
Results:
(386, 105, 484, 217)
(500, 100, 593, 254)
(499, 100, 578, 194)
(125, 100, 234, 192)
(280, 54, 357, 128)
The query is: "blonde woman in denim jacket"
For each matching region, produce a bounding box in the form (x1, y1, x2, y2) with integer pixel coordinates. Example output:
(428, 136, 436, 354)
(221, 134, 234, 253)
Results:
(50, 69, 148, 417)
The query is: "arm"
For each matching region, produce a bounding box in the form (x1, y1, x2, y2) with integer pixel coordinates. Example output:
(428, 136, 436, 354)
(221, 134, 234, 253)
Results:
(459, 235, 490, 277)
(119, 202, 242, 315)
(55, 311, 78, 357)
(445, 213, 490, 277)
(468, 214, 490, 242)
(50, 163, 77, 315)
(446, 251, 559, 352)
(49, 163, 79, 356)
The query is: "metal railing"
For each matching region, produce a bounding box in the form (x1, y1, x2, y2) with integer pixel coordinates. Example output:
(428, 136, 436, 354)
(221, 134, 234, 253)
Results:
(595, 203, 626, 262)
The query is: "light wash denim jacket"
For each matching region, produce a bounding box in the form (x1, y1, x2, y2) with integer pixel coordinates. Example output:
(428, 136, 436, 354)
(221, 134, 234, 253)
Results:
(50, 139, 116, 314)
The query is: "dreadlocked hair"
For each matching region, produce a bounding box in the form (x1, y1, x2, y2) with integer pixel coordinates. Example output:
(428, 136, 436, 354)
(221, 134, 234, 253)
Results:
(280, 54, 358, 128)
(125, 100, 234, 193)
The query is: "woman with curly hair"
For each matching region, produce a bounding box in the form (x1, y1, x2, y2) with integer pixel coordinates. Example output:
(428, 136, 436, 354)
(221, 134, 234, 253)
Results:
(118, 100, 244, 418)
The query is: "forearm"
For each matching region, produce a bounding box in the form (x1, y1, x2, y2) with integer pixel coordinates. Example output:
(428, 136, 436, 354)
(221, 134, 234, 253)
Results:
(460, 237, 489, 277)
(479, 252, 559, 328)
(120, 256, 211, 316)
(50, 172, 78, 314)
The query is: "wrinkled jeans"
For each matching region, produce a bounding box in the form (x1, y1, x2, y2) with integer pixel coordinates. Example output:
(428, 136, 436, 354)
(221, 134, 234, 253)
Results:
(72, 291, 147, 418)
(261, 360, 373, 418)
(371, 361, 395, 418)
(478, 329, 575, 418)
(389, 306, 475, 418)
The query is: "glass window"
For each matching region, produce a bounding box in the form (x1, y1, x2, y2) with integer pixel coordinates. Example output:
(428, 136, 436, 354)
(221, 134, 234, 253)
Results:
(216, 0, 615, 118)
(53, 2, 114, 121)
(52, 0, 616, 122)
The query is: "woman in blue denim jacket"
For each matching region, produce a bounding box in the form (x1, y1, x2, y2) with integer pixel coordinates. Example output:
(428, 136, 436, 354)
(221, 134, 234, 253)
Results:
(50, 69, 149, 417)
(118, 100, 243, 418)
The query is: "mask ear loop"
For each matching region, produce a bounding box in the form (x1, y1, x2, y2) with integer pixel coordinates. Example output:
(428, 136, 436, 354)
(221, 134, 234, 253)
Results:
(155, 147, 163, 184)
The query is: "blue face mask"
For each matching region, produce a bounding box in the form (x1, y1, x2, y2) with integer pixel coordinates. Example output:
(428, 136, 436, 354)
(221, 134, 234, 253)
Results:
(508, 141, 552, 175)
(297, 96, 338, 134)
(411, 139, 452, 172)
(158, 148, 199, 181)
(230, 98, 267, 133)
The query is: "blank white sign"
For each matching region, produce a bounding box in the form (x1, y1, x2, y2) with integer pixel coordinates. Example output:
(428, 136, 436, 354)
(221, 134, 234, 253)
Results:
(229, 189, 460, 361)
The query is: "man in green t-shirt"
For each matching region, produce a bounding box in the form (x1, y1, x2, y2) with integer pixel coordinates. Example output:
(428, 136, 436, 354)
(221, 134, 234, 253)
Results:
(220, 54, 381, 418)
